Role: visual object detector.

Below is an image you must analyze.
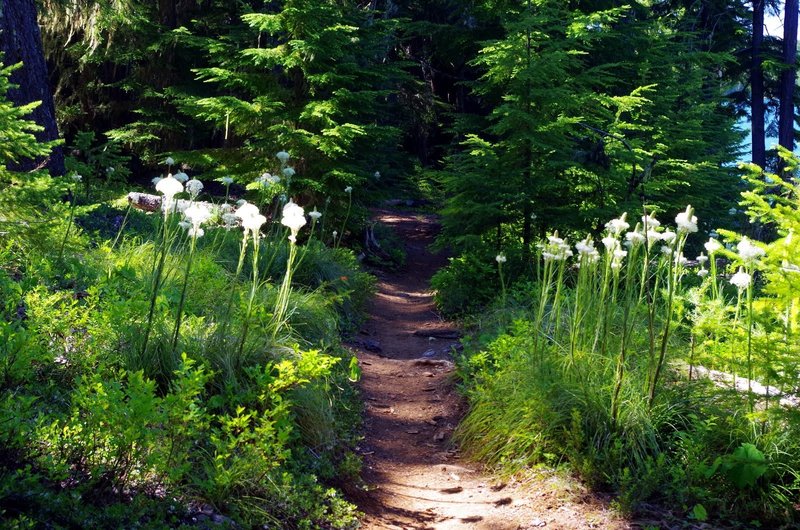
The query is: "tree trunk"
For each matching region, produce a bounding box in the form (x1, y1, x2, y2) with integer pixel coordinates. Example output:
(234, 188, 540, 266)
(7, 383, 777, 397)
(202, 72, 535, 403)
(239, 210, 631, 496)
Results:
(752, 0, 766, 168)
(0, 0, 64, 175)
(778, 0, 798, 163)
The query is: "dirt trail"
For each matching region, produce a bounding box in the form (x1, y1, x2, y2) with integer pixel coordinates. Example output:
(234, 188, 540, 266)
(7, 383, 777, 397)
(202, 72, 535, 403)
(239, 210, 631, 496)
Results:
(349, 210, 629, 530)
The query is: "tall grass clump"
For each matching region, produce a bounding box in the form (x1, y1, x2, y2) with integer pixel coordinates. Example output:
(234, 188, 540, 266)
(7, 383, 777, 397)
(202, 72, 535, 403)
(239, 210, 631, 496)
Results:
(455, 174, 800, 525)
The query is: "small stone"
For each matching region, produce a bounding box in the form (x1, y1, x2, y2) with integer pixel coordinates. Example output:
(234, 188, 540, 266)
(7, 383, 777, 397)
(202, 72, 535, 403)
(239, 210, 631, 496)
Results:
(363, 338, 382, 352)
(494, 497, 513, 507)
(423, 371, 435, 377)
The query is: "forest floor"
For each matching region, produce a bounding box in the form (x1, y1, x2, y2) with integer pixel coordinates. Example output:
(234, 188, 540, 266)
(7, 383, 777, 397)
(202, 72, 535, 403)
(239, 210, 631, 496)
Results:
(347, 209, 631, 530)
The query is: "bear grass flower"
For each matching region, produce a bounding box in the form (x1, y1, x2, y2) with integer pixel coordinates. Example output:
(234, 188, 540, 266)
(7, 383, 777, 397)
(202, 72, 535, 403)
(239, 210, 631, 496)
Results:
(345, 186, 353, 194)
(601, 236, 618, 251)
(675, 205, 698, 233)
(281, 201, 307, 242)
(704, 238, 722, 254)
(242, 213, 267, 234)
(184, 203, 212, 228)
(661, 230, 677, 244)
(309, 207, 322, 221)
(605, 213, 629, 236)
(222, 213, 238, 230)
(152, 176, 163, 186)
(221, 176, 233, 185)
(575, 237, 595, 256)
(276, 151, 290, 164)
(730, 267, 752, 290)
(258, 172, 280, 186)
(697, 253, 709, 264)
(625, 230, 646, 247)
(737, 237, 766, 263)
(156, 174, 184, 210)
(642, 213, 660, 228)
(540, 234, 572, 261)
(174, 171, 189, 183)
(185, 178, 203, 199)
(496, 253, 507, 264)
(697, 268, 709, 277)
(646, 229, 662, 244)
(71, 173, 82, 183)
(165, 156, 175, 166)
(282, 167, 296, 179)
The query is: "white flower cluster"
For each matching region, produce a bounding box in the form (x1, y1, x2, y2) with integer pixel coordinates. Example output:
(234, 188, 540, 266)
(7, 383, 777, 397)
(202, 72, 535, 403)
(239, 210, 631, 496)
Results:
(281, 201, 307, 243)
(604, 213, 629, 236)
(235, 202, 267, 235)
(186, 178, 203, 199)
(737, 237, 765, 263)
(183, 203, 212, 238)
(730, 267, 751, 290)
(675, 205, 698, 234)
(258, 172, 280, 186)
(539, 234, 573, 262)
(495, 253, 507, 264)
(704, 238, 722, 254)
(156, 174, 184, 211)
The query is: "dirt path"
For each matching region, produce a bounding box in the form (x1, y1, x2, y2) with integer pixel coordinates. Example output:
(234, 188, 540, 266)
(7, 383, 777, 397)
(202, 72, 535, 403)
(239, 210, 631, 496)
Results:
(349, 210, 629, 530)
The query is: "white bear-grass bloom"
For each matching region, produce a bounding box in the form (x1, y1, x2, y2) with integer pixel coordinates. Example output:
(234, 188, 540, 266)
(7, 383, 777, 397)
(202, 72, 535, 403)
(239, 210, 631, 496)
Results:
(495, 253, 507, 264)
(675, 205, 698, 233)
(186, 178, 203, 199)
(309, 207, 322, 221)
(345, 186, 353, 194)
(704, 238, 722, 254)
(276, 151, 290, 164)
(661, 230, 677, 244)
(642, 213, 660, 229)
(281, 201, 307, 242)
(184, 203, 212, 229)
(737, 237, 766, 263)
(625, 230, 645, 247)
(174, 171, 189, 183)
(156, 174, 184, 211)
(282, 167, 296, 179)
(605, 213, 629, 235)
(730, 268, 752, 290)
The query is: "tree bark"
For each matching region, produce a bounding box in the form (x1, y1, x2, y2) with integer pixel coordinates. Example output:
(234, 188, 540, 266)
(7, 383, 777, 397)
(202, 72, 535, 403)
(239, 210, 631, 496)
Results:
(778, 0, 798, 161)
(752, 0, 766, 168)
(0, 0, 64, 175)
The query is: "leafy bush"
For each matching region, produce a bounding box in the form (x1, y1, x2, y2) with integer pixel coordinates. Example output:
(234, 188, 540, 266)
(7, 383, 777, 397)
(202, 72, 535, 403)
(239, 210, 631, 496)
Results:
(432, 252, 497, 315)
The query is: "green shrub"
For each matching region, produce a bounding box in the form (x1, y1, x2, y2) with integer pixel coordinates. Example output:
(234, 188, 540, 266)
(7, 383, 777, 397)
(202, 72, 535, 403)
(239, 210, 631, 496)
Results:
(432, 252, 497, 315)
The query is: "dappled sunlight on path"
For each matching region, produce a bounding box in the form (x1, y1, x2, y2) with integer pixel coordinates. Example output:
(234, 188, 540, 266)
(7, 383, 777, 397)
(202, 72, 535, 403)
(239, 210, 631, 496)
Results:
(348, 209, 629, 530)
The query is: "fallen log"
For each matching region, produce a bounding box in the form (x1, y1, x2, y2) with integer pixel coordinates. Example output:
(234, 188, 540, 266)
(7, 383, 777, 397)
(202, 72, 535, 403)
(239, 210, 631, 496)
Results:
(127, 192, 220, 213)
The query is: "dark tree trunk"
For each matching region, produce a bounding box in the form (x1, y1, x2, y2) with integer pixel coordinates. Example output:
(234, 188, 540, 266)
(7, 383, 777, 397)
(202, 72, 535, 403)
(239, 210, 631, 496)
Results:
(752, 0, 766, 168)
(778, 0, 798, 162)
(0, 0, 64, 175)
